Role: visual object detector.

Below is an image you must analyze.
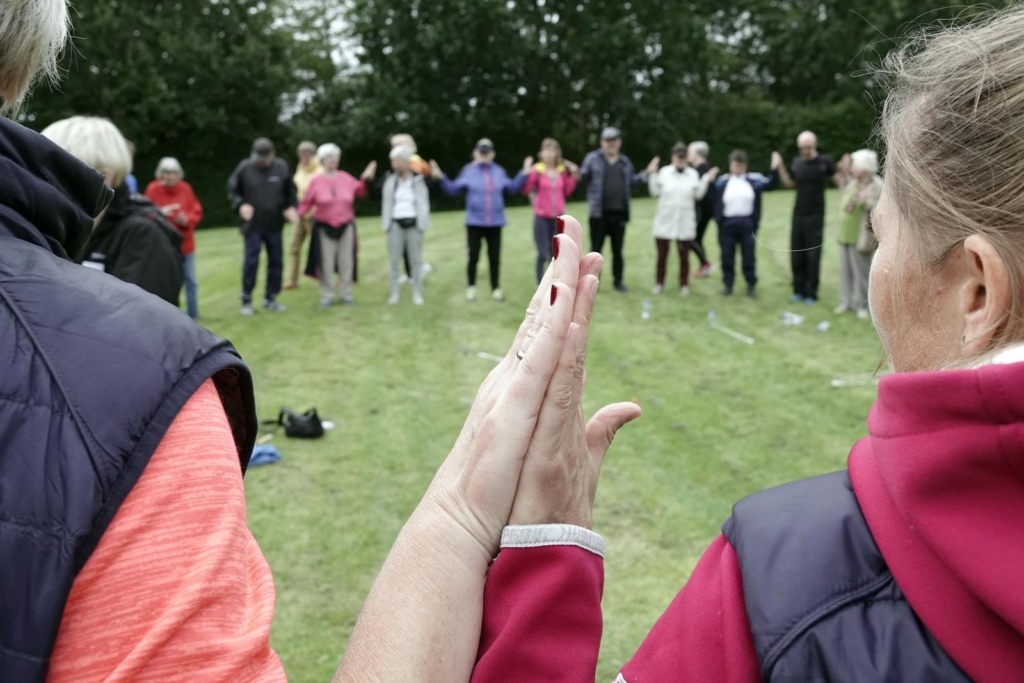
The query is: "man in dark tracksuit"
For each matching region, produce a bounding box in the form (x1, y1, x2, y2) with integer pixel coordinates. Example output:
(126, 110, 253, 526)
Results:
(228, 138, 298, 315)
(774, 130, 839, 304)
(579, 127, 657, 293)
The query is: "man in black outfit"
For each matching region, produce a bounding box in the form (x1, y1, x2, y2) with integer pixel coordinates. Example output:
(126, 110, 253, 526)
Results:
(687, 140, 716, 278)
(579, 127, 658, 292)
(227, 138, 299, 316)
(774, 131, 841, 304)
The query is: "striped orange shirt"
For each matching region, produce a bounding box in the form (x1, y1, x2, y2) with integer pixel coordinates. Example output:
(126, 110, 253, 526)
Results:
(46, 380, 286, 682)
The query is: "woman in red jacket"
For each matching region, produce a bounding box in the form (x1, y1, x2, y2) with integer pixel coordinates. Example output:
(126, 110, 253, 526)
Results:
(144, 158, 204, 318)
(336, 7, 1024, 683)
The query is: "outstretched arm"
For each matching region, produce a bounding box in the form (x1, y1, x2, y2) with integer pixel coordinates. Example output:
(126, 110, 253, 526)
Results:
(772, 152, 795, 189)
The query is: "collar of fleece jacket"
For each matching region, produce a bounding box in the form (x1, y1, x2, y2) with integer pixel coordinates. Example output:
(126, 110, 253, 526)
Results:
(0, 117, 112, 260)
(849, 352, 1024, 681)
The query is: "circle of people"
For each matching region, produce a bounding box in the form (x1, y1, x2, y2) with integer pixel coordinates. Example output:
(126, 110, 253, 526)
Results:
(45, 117, 883, 321)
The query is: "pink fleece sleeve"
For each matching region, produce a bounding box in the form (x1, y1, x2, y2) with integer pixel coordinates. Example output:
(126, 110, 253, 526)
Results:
(621, 535, 761, 683)
(522, 170, 539, 196)
(471, 534, 760, 683)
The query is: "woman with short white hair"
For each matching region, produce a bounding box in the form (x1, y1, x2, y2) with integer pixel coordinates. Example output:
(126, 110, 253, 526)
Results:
(834, 148, 883, 319)
(145, 156, 205, 318)
(42, 115, 185, 305)
(295, 142, 377, 307)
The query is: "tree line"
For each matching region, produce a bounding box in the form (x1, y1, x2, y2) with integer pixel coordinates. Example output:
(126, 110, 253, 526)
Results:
(21, 0, 1010, 226)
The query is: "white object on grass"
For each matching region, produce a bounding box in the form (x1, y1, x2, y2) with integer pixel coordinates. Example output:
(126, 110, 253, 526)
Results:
(707, 310, 755, 345)
(321, 421, 336, 430)
(780, 311, 805, 326)
(817, 321, 831, 332)
(830, 373, 882, 388)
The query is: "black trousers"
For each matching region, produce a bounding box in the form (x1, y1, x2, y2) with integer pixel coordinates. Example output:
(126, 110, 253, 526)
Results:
(590, 211, 628, 286)
(467, 226, 502, 289)
(719, 217, 757, 288)
(690, 204, 712, 267)
(242, 229, 283, 303)
(791, 211, 825, 298)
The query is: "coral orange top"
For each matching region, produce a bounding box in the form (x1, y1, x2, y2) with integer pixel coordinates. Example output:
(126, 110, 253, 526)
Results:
(46, 380, 285, 682)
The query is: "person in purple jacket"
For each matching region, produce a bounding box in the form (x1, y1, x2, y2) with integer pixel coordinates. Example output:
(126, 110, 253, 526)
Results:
(430, 139, 528, 302)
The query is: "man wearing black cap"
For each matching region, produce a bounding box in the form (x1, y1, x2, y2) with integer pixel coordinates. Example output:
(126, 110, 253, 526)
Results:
(579, 127, 659, 292)
(227, 138, 299, 315)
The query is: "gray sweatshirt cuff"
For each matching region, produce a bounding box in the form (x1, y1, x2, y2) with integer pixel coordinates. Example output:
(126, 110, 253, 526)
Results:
(500, 524, 605, 558)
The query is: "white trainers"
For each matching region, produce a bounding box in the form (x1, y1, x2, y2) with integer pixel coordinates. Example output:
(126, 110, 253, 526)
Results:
(466, 287, 477, 302)
(240, 303, 255, 316)
(413, 292, 425, 306)
(857, 308, 871, 320)
(492, 288, 505, 302)
(388, 292, 400, 306)
(651, 284, 664, 295)
(421, 263, 433, 278)
(680, 286, 690, 296)
(398, 275, 411, 286)
(834, 305, 851, 314)
(263, 299, 287, 313)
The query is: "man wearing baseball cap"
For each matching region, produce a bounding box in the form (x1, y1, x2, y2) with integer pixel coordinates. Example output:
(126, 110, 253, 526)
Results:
(227, 137, 299, 315)
(579, 127, 659, 292)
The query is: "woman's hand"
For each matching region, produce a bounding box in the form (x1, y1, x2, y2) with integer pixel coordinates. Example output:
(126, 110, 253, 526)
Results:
(565, 160, 580, 176)
(419, 216, 597, 557)
(361, 161, 377, 180)
(523, 156, 535, 173)
(646, 157, 661, 176)
(507, 232, 641, 528)
(706, 167, 721, 182)
(429, 160, 443, 180)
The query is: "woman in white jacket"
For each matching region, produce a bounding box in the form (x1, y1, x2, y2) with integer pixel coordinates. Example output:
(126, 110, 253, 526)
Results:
(649, 143, 719, 295)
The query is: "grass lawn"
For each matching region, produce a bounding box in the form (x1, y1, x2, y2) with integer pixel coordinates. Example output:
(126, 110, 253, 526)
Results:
(194, 190, 881, 682)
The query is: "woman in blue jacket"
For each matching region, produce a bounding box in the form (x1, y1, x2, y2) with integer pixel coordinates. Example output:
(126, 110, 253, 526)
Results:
(431, 139, 529, 302)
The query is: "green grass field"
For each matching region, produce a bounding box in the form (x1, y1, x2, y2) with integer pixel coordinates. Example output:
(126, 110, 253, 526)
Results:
(194, 190, 881, 682)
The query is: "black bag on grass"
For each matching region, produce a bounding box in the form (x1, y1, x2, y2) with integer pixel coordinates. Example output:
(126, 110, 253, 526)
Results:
(264, 407, 325, 439)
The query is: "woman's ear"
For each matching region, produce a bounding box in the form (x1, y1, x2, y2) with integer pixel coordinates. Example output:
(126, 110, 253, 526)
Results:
(960, 234, 1012, 352)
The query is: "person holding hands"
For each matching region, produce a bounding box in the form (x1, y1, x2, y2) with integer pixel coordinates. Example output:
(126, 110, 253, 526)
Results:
(522, 138, 580, 283)
(431, 139, 527, 303)
(295, 143, 376, 307)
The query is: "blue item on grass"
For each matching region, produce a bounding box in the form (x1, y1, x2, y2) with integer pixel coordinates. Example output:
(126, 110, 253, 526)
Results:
(249, 444, 283, 467)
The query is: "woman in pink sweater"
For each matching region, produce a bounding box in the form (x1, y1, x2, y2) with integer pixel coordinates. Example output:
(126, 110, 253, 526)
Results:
(335, 7, 1024, 683)
(522, 138, 580, 283)
(296, 143, 376, 307)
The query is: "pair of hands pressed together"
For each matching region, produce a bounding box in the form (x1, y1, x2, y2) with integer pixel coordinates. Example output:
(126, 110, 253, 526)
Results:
(336, 215, 641, 682)
(422, 214, 642, 558)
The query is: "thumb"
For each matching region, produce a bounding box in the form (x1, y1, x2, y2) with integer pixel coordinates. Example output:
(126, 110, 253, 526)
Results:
(585, 402, 642, 463)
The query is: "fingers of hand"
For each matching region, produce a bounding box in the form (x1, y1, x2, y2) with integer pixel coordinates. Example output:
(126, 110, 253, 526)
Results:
(571, 275, 601, 404)
(584, 402, 643, 463)
(495, 280, 575, 423)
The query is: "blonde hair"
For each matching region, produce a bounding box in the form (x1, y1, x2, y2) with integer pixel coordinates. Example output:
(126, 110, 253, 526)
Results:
(539, 137, 563, 166)
(0, 0, 69, 112)
(881, 6, 1024, 353)
(41, 116, 134, 188)
(390, 134, 418, 154)
(850, 149, 878, 177)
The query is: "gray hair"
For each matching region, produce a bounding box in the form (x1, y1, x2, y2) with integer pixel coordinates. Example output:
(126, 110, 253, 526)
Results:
(881, 4, 1024, 356)
(389, 145, 412, 162)
(156, 157, 184, 178)
(850, 149, 878, 177)
(41, 116, 134, 188)
(0, 0, 70, 113)
(317, 142, 341, 162)
(688, 141, 710, 159)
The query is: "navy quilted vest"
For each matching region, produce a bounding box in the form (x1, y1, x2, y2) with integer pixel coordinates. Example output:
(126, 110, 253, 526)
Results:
(723, 471, 971, 682)
(0, 117, 257, 681)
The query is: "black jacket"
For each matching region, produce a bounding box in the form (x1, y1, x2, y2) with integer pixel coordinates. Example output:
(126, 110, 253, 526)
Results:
(75, 184, 184, 306)
(0, 115, 257, 682)
(227, 157, 297, 234)
(724, 471, 969, 682)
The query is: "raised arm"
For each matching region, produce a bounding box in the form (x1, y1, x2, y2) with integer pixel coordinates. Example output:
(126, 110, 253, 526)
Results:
(772, 152, 795, 189)
(695, 167, 720, 200)
(648, 167, 662, 197)
(436, 164, 470, 197)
